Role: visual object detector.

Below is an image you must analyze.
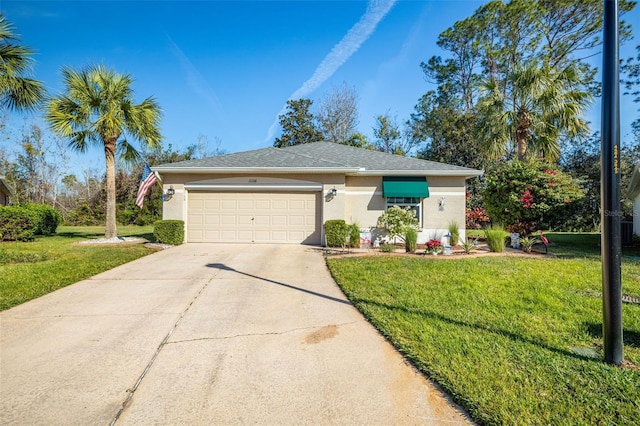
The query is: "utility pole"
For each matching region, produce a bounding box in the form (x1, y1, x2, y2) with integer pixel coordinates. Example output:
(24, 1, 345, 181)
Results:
(601, 0, 623, 365)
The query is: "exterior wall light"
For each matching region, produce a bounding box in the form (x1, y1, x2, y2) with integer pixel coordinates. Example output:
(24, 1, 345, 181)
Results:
(166, 185, 176, 196)
(330, 187, 337, 196)
(438, 196, 445, 209)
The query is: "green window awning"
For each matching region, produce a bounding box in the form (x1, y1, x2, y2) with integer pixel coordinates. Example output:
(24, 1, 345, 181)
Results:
(382, 176, 429, 198)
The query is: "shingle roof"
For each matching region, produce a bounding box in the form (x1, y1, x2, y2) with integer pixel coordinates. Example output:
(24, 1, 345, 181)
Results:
(0, 177, 13, 195)
(153, 142, 483, 177)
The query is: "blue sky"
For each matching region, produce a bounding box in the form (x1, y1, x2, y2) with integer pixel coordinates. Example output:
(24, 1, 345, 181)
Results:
(1, 0, 638, 172)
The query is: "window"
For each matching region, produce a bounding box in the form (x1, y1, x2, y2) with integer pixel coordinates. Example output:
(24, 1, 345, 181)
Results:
(385, 197, 422, 226)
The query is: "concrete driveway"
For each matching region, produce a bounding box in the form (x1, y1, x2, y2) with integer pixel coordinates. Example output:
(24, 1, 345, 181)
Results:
(1, 244, 470, 425)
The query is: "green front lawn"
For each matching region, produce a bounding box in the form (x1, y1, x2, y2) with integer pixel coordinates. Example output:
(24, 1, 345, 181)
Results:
(0, 226, 155, 311)
(326, 233, 640, 425)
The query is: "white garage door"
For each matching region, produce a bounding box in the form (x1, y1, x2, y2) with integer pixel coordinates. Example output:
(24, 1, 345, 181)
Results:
(187, 192, 321, 244)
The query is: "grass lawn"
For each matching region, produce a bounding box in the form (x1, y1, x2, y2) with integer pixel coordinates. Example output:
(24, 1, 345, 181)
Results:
(0, 226, 156, 311)
(326, 232, 640, 425)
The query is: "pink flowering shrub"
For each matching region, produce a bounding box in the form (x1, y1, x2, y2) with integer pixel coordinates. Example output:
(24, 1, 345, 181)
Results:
(482, 160, 585, 235)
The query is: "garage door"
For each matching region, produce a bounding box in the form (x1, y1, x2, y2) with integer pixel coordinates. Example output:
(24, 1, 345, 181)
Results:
(187, 192, 321, 244)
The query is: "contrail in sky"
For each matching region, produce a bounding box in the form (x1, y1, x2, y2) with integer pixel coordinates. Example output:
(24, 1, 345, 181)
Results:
(264, 0, 397, 143)
(166, 34, 221, 111)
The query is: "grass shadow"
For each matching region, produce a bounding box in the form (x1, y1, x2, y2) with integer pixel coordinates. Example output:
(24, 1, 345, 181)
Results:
(350, 296, 606, 363)
(584, 322, 640, 348)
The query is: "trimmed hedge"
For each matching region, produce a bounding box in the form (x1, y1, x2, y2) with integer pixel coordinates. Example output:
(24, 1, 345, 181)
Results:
(0, 204, 62, 241)
(0, 206, 39, 241)
(153, 220, 184, 245)
(25, 203, 62, 235)
(325, 219, 349, 248)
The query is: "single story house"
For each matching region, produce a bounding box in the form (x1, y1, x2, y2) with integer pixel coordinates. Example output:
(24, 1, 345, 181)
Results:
(0, 177, 13, 206)
(153, 142, 483, 245)
(629, 162, 640, 236)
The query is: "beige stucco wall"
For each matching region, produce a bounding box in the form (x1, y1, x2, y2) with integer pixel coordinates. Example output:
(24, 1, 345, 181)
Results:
(159, 172, 470, 244)
(344, 175, 467, 243)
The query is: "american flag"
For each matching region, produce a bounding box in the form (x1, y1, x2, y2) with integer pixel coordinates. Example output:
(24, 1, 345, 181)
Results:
(135, 164, 157, 208)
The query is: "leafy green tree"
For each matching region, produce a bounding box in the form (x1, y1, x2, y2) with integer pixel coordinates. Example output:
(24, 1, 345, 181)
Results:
(482, 159, 585, 235)
(46, 65, 162, 238)
(413, 0, 635, 166)
(0, 14, 45, 111)
(372, 113, 401, 154)
(273, 98, 322, 148)
(411, 91, 485, 169)
(343, 131, 372, 149)
(476, 61, 592, 161)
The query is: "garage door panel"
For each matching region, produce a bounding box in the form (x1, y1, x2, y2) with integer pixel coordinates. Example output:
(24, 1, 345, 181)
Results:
(204, 215, 219, 225)
(255, 200, 270, 210)
(289, 215, 305, 226)
(254, 215, 270, 225)
(187, 191, 320, 244)
(237, 215, 254, 225)
(204, 199, 220, 209)
(271, 215, 287, 226)
(272, 200, 287, 209)
(289, 200, 305, 209)
(221, 200, 237, 209)
(237, 199, 253, 210)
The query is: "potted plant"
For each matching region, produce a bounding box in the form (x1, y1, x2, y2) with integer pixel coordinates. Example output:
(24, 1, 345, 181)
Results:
(426, 239, 442, 255)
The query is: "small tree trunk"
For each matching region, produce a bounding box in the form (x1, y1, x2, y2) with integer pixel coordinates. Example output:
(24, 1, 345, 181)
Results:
(104, 140, 117, 239)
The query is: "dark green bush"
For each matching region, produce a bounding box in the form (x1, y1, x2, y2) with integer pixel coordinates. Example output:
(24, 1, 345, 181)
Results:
(25, 204, 62, 235)
(0, 206, 38, 241)
(153, 220, 184, 245)
(325, 219, 349, 247)
(348, 224, 360, 248)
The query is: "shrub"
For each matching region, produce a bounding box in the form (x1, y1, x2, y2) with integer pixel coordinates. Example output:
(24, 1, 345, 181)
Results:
(25, 204, 62, 235)
(377, 205, 419, 241)
(325, 219, 349, 248)
(484, 224, 507, 252)
(519, 236, 539, 253)
(466, 206, 490, 229)
(405, 228, 418, 253)
(348, 224, 360, 248)
(461, 238, 477, 254)
(153, 220, 184, 245)
(380, 243, 396, 253)
(0, 206, 38, 241)
(482, 160, 585, 235)
(448, 221, 460, 246)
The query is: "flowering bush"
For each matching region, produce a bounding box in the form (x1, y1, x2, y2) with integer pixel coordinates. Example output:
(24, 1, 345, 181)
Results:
(377, 205, 419, 241)
(426, 239, 442, 254)
(482, 160, 585, 235)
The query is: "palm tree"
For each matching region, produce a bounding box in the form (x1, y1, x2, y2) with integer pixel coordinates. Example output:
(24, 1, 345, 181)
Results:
(0, 14, 45, 111)
(46, 65, 162, 238)
(476, 61, 592, 161)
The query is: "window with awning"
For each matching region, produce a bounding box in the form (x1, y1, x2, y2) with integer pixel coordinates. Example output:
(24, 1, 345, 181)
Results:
(382, 176, 429, 198)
